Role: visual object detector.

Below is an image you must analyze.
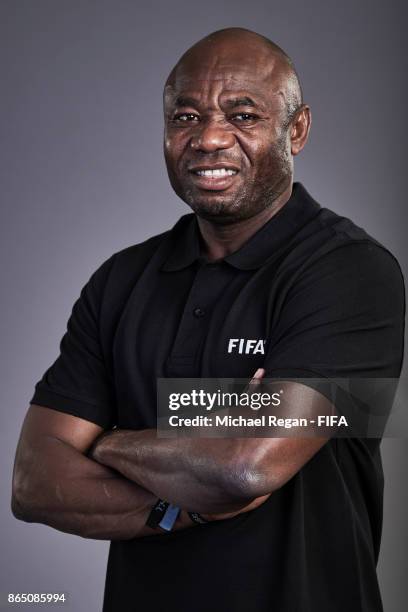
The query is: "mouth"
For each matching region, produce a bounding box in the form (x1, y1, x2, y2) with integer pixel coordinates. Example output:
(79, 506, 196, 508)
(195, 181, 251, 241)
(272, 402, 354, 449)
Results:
(188, 164, 240, 191)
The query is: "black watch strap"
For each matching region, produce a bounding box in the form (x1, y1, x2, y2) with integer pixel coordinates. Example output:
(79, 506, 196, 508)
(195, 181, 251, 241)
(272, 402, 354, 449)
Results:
(146, 499, 169, 529)
(146, 499, 181, 531)
(188, 511, 208, 525)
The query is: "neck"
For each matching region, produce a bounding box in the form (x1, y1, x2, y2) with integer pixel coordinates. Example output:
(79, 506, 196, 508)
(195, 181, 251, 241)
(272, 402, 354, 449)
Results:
(196, 183, 293, 262)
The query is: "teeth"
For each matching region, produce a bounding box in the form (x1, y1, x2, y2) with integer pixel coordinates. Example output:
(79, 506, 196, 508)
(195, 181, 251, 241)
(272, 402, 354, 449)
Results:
(195, 168, 237, 177)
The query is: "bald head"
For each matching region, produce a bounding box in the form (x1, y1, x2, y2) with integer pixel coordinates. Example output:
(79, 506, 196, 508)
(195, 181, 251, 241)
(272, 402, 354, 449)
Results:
(163, 27, 311, 223)
(165, 27, 303, 125)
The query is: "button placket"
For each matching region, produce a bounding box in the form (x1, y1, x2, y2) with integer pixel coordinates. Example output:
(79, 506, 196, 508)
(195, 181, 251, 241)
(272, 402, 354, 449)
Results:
(168, 263, 224, 359)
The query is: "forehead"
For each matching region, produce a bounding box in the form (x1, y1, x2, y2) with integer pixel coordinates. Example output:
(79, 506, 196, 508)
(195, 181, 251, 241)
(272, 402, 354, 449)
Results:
(164, 54, 285, 108)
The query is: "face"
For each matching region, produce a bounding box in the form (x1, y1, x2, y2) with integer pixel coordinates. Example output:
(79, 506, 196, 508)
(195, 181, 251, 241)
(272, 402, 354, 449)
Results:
(163, 48, 295, 222)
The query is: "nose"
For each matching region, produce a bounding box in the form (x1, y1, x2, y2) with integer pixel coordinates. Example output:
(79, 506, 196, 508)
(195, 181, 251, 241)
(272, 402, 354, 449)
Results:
(190, 119, 236, 153)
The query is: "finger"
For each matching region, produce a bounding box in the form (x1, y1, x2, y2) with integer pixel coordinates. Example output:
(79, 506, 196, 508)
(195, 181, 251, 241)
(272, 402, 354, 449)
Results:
(243, 368, 266, 394)
(252, 368, 265, 379)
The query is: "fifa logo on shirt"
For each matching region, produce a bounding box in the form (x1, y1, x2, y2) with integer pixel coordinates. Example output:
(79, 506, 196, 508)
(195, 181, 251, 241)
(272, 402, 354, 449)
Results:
(227, 338, 266, 355)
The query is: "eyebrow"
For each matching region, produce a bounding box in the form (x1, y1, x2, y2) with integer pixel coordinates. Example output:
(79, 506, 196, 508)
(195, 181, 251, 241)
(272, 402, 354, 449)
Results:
(173, 96, 200, 108)
(223, 96, 258, 109)
(172, 95, 260, 109)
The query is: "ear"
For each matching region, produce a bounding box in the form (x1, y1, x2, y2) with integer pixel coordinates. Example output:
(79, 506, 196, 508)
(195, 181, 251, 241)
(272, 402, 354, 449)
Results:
(290, 105, 311, 156)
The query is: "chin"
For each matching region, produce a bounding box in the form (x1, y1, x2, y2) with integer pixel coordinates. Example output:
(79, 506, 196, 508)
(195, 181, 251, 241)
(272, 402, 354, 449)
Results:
(181, 188, 248, 220)
(187, 197, 248, 222)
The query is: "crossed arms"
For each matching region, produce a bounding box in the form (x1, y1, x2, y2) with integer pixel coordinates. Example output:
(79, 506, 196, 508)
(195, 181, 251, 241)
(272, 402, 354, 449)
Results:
(11, 371, 330, 540)
(12, 242, 403, 540)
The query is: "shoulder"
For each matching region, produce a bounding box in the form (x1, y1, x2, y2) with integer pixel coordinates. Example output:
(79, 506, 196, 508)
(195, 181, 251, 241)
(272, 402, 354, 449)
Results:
(274, 190, 405, 322)
(88, 213, 194, 288)
(295, 240, 405, 308)
(310, 208, 404, 290)
(285, 188, 404, 291)
(76, 214, 195, 327)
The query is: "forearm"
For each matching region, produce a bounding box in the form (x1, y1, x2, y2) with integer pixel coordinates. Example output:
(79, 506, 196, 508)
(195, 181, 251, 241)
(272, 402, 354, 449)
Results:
(90, 380, 334, 511)
(12, 435, 196, 540)
(90, 429, 264, 512)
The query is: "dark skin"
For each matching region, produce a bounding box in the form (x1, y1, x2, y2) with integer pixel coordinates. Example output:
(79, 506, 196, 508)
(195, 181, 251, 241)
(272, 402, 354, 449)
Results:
(12, 29, 328, 540)
(163, 27, 310, 259)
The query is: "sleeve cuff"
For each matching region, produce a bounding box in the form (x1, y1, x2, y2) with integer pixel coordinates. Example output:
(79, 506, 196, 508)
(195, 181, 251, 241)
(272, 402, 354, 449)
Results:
(30, 386, 115, 429)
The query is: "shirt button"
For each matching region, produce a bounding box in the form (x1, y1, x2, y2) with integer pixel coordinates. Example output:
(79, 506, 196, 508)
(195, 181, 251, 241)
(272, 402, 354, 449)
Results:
(193, 307, 205, 318)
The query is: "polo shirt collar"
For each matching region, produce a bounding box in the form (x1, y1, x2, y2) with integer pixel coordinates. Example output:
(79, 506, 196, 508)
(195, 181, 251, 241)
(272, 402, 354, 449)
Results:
(161, 182, 321, 272)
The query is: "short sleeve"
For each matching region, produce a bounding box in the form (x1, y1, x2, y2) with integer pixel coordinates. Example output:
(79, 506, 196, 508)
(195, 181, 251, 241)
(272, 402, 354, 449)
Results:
(264, 242, 405, 434)
(30, 255, 117, 429)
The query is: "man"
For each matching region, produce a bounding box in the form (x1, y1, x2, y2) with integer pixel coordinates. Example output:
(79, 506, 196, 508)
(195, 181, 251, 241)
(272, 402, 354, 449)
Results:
(11, 27, 404, 612)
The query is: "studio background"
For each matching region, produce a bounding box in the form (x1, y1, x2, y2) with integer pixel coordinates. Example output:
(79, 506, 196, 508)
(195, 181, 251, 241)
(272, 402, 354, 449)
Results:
(1, 1, 406, 610)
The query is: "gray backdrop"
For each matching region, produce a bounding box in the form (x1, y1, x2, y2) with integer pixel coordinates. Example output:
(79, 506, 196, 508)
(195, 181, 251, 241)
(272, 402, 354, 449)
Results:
(1, 1, 407, 610)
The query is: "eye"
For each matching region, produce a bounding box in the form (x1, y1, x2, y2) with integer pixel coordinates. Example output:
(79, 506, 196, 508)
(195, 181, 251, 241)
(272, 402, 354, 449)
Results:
(172, 113, 200, 123)
(231, 113, 258, 122)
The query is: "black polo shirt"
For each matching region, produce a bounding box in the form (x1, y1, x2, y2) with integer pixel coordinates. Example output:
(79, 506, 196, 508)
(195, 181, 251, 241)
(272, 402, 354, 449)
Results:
(31, 182, 405, 612)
